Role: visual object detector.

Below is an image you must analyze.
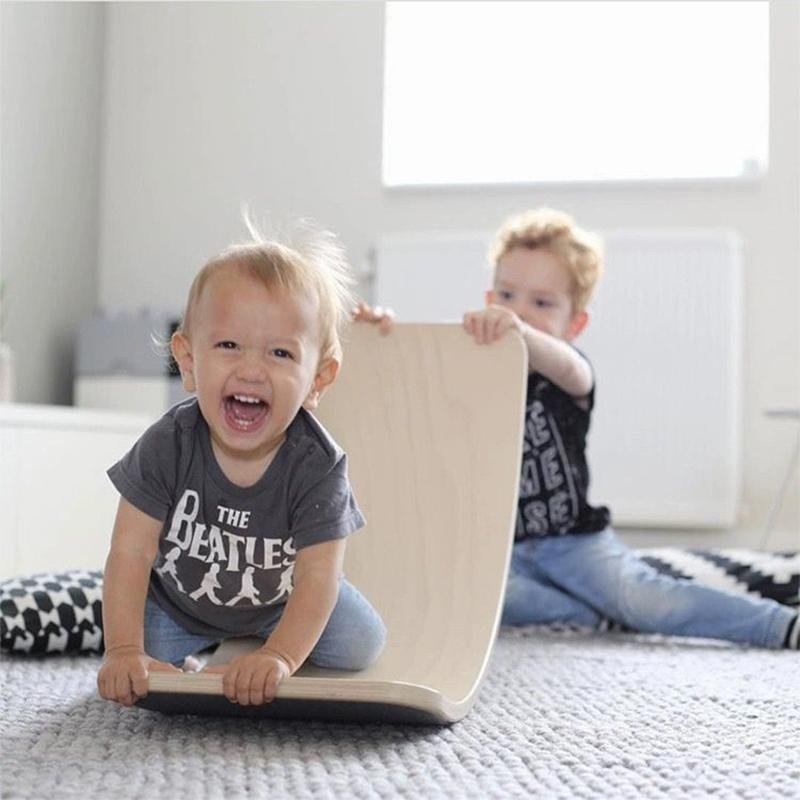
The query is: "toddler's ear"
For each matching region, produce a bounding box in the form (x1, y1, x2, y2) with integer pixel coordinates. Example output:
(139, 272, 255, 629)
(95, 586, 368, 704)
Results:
(566, 310, 590, 341)
(170, 332, 196, 393)
(303, 358, 340, 411)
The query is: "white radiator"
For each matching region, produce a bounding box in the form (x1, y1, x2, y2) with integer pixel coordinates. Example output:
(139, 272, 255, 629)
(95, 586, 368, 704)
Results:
(374, 229, 742, 529)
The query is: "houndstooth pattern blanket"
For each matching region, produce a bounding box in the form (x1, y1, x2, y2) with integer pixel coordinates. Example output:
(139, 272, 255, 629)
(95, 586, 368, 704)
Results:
(3, 550, 797, 657)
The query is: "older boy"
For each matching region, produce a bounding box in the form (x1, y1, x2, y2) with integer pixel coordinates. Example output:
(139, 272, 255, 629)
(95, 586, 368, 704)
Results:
(357, 208, 800, 650)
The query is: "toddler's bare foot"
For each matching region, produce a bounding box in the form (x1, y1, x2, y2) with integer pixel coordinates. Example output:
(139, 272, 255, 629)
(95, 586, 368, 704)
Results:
(182, 655, 206, 672)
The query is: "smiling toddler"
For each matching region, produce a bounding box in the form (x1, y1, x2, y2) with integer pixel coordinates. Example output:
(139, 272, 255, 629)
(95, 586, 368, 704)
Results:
(97, 223, 386, 708)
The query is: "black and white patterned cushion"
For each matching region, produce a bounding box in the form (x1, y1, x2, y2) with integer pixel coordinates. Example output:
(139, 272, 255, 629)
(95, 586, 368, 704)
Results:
(0, 570, 104, 655)
(638, 548, 800, 607)
(0, 550, 796, 656)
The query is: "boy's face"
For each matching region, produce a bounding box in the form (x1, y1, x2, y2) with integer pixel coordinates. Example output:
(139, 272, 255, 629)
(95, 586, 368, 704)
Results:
(171, 268, 337, 471)
(487, 246, 588, 341)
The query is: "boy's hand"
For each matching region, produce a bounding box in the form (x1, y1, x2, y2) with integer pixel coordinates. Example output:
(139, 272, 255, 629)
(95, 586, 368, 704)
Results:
(97, 647, 180, 707)
(463, 305, 522, 344)
(352, 302, 395, 335)
(204, 648, 292, 706)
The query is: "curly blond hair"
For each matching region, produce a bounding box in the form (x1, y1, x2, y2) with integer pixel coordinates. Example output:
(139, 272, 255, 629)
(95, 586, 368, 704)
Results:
(178, 217, 356, 364)
(489, 208, 604, 314)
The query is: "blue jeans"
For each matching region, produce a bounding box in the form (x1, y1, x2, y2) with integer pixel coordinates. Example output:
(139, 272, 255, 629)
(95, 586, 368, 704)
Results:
(502, 528, 795, 648)
(144, 577, 386, 669)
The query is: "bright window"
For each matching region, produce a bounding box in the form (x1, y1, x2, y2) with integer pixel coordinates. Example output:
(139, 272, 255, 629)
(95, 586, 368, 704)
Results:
(382, 1, 769, 186)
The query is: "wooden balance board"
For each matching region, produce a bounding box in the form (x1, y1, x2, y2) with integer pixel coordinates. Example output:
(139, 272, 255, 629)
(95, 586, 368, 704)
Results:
(138, 323, 527, 724)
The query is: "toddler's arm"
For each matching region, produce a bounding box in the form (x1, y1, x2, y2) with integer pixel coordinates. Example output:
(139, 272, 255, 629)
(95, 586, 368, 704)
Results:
(209, 538, 346, 706)
(97, 497, 179, 706)
(355, 300, 592, 397)
(464, 305, 592, 398)
(511, 318, 592, 398)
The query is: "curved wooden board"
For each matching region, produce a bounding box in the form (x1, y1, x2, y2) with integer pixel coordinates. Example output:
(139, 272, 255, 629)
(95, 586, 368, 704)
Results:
(141, 323, 527, 724)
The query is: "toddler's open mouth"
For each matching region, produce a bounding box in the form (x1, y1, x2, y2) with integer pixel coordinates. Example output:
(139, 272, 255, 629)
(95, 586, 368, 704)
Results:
(224, 394, 269, 432)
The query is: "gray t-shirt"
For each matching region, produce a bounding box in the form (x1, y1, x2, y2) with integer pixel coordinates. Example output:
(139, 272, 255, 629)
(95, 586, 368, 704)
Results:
(107, 398, 365, 638)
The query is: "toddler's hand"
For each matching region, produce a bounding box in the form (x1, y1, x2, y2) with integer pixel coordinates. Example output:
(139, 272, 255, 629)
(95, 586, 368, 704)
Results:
(352, 302, 395, 335)
(97, 647, 180, 707)
(205, 648, 291, 706)
(463, 305, 522, 345)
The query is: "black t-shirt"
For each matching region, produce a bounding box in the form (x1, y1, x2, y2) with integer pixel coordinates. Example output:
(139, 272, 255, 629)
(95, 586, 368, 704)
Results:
(515, 360, 611, 540)
(107, 399, 365, 637)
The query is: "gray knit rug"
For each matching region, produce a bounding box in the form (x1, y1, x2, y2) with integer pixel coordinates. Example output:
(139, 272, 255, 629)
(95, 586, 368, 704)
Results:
(3, 627, 799, 799)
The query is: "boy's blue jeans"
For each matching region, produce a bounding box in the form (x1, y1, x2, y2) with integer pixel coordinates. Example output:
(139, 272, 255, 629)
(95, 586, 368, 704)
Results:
(144, 577, 386, 669)
(502, 528, 795, 648)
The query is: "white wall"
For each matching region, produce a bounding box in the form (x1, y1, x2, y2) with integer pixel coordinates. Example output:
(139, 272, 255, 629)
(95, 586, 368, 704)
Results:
(98, 1, 387, 307)
(97, 2, 799, 544)
(1, 2, 793, 544)
(1, 2, 105, 405)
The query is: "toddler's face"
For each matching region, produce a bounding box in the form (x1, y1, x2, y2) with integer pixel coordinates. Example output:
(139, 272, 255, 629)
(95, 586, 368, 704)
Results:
(172, 269, 334, 471)
(488, 247, 585, 341)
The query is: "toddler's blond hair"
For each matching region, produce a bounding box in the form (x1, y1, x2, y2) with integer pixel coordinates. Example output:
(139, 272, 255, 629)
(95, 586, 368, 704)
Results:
(178, 218, 356, 365)
(489, 208, 604, 314)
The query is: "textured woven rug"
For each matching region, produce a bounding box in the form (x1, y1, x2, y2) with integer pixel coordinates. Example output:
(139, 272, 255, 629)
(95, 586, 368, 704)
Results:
(3, 627, 799, 799)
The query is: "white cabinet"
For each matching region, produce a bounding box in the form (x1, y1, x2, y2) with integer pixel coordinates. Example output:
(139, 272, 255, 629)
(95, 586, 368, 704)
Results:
(75, 375, 190, 418)
(0, 404, 151, 579)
